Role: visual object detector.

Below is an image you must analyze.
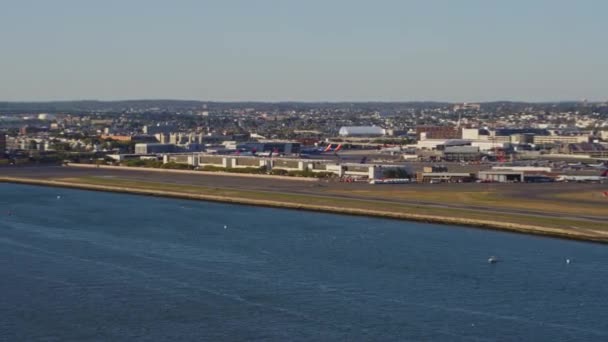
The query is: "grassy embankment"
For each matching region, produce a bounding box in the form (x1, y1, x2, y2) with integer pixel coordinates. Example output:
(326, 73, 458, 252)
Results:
(327, 188, 608, 217)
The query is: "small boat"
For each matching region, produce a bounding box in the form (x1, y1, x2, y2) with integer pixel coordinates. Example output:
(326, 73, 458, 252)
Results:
(488, 256, 499, 264)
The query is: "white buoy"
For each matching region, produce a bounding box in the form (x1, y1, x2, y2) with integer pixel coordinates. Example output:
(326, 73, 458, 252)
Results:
(224, 225, 227, 229)
(566, 259, 571, 264)
(56, 195, 61, 199)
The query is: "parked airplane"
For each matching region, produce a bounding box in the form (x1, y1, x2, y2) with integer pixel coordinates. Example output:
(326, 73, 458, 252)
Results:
(380, 146, 402, 154)
(557, 170, 608, 182)
(567, 162, 584, 167)
(587, 162, 608, 169)
(233, 150, 254, 156)
(256, 148, 280, 157)
(301, 144, 343, 155)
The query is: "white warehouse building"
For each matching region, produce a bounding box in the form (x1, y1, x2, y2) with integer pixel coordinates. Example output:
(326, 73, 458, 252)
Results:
(338, 126, 386, 137)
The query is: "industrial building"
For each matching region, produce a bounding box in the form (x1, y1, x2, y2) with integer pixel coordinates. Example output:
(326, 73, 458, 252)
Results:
(510, 134, 535, 145)
(478, 170, 554, 183)
(134, 143, 177, 154)
(478, 166, 556, 183)
(495, 128, 549, 137)
(162, 153, 409, 180)
(417, 172, 475, 183)
(533, 135, 589, 145)
(478, 171, 525, 183)
(415, 139, 492, 162)
(414, 166, 474, 183)
(416, 137, 510, 153)
(416, 126, 460, 140)
(559, 143, 608, 158)
(461, 128, 484, 140)
(442, 146, 482, 161)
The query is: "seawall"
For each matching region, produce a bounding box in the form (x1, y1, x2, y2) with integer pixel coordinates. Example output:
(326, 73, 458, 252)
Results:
(2, 176, 606, 244)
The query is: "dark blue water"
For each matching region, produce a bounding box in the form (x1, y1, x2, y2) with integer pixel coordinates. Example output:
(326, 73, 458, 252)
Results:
(1, 183, 607, 341)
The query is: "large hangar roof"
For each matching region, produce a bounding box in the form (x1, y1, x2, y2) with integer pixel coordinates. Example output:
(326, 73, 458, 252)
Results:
(339, 126, 385, 136)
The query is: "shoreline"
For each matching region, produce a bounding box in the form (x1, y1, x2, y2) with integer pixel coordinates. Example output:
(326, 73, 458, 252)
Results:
(2, 176, 607, 244)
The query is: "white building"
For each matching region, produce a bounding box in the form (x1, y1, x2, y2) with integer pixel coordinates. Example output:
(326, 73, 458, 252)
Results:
(338, 126, 386, 137)
(37, 113, 56, 121)
(461, 128, 480, 140)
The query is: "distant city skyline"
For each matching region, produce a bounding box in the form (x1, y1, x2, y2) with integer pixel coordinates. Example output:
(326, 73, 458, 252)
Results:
(1, 0, 607, 102)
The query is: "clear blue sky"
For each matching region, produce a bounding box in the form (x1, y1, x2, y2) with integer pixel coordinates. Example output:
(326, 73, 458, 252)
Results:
(1, 0, 606, 102)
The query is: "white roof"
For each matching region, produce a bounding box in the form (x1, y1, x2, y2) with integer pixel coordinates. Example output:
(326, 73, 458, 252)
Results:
(339, 126, 385, 136)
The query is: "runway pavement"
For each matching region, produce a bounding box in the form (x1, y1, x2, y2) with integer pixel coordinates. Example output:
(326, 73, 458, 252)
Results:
(2, 165, 606, 225)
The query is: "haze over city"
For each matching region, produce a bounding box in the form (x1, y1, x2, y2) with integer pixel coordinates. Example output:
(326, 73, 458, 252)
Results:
(1, 0, 607, 102)
(2, 1, 608, 341)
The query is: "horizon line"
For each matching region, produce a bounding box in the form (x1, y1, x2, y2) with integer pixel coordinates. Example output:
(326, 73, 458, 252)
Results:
(0, 98, 603, 105)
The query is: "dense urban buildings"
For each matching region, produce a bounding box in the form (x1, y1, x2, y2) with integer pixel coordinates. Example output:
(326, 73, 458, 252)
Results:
(0, 99, 607, 182)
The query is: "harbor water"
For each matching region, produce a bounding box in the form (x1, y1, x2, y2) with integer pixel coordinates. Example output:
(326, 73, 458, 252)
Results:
(1, 183, 607, 341)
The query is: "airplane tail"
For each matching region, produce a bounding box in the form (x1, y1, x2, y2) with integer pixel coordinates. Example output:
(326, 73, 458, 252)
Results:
(323, 144, 333, 152)
(334, 144, 343, 152)
(601, 170, 608, 177)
